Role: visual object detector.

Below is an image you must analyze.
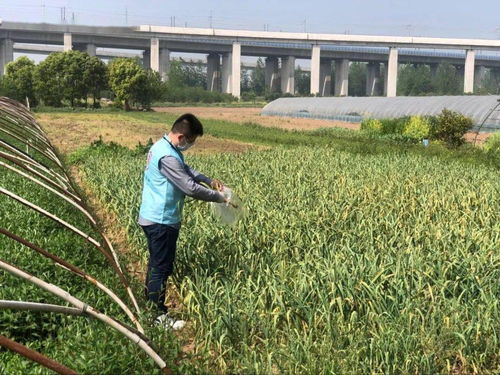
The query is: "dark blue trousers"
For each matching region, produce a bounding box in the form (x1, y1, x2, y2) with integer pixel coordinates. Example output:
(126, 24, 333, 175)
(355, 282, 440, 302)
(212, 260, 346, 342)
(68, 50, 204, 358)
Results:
(141, 223, 180, 314)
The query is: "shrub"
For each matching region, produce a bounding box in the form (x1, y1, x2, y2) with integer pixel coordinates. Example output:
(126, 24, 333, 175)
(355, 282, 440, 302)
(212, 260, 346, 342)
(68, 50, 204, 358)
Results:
(403, 116, 431, 140)
(241, 91, 257, 102)
(483, 131, 500, 154)
(264, 91, 282, 102)
(360, 118, 383, 133)
(380, 117, 408, 135)
(430, 109, 473, 148)
(161, 85, 236, 104)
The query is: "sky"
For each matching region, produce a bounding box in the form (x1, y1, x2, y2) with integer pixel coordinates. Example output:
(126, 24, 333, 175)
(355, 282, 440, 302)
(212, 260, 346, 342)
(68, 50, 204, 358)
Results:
(1, 0, 500, 39)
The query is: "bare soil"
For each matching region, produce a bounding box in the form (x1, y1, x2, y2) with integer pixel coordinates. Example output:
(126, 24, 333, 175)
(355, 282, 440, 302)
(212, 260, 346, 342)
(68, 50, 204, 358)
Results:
(36, 113, 255, 155)
(463, 131, 491, 144)
(153, 106, 360, 131)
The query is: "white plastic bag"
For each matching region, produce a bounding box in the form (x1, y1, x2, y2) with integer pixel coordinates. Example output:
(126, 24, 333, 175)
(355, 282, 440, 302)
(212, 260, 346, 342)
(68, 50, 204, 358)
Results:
(211, 186, 244, 225)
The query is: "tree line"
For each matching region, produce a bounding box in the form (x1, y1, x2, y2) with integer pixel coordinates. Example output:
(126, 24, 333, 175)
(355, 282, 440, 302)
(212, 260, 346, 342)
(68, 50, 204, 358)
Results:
(0, 52, 236, 110)
(241, 59, 500, 97)
(2, 52, 499, 109)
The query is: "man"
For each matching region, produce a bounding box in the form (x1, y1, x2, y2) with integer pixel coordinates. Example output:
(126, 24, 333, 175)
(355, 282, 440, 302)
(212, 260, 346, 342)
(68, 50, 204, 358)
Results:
(138, 113, 226, 330)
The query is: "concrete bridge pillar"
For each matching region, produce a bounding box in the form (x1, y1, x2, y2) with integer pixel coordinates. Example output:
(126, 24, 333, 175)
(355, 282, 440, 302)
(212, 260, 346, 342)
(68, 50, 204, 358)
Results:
(366, 62, 381, 96)
(63, 33, 72, 51)
(319, 60, 332, 96)
(265, 57, 280, 92)
(150, 38, 170, 80)
(310, 45, 321, 95)
(334, 59, 349, 96)
(386, 47, 398, 97)
(0, 39, 14, 75)
(231, 43, 241, 98)
(150, 38, 160, 72)
(280, 56, 295, 94)
(207, 53, 221, 92)
(158, 49, 170, 81)
(221, 42, 241, 98)
(464, 49, 475, 94)
(222, 53, 231, 93)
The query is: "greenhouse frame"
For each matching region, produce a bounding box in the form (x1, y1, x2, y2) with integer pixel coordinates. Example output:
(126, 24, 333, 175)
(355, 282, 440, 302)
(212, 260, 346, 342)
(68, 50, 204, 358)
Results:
(262, 95, 500, 132)
(0, 97, 171, 374)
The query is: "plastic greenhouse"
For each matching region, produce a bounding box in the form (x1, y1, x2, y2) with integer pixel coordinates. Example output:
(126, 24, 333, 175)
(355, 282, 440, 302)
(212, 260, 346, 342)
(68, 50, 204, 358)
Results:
(262, 96, 500, 132)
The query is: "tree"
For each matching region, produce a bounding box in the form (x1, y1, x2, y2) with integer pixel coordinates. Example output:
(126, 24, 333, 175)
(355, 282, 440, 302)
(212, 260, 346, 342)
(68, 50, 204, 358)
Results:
(167, 59, 206, 88)
(348, 62, 367, 96)
(34, 51, 91, 107)
(250, 58, 265, 96)
(108, 58, 162, 110)
(61, 51, 90, 106)
(241, 69, 252, 93)
(83, 55, 108, 108)
(3, 57, 37, 106)
(295, 66, 310, 95)
(475, 68, 500, 95)
(397, 64, 433, 96)
(132, 70, 163, 109)
(34, 52, 66, 106)
(434, 63, 461, 95)
(108, 58, 147, 110)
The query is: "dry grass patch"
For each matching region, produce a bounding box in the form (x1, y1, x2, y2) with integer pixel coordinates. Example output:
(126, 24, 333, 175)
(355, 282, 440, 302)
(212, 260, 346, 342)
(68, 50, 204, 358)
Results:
(153, 106, 360, 131)
(36, 112, 255, 155)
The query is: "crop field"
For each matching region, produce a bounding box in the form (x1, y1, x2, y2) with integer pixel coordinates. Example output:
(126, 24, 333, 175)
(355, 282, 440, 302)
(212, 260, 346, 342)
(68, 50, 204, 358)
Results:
(2, 108, 499, 374)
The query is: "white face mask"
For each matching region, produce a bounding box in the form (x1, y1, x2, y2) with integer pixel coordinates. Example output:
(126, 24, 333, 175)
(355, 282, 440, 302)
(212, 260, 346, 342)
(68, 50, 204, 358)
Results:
(178, 139, 194, 151)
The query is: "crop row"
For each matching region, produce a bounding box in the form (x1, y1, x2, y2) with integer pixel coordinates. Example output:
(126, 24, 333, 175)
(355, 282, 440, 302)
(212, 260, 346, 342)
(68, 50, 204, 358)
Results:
(77, 141, 499, 374)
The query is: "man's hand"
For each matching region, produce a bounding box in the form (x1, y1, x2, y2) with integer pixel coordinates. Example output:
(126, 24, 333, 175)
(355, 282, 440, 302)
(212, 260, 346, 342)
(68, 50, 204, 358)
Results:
(210, 179, 224, 191)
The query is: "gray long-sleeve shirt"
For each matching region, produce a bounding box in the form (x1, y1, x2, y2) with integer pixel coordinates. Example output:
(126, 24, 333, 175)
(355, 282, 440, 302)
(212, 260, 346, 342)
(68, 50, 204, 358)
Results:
(138, 155, 225, 227)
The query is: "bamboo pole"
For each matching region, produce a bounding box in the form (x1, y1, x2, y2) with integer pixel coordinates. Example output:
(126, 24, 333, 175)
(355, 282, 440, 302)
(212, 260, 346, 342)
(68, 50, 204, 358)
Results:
(0, 260, 171, 374)
(0, 228, 144, 333)
(0, 150, 81, 202)
(0, 161, 97, 225)
(0, 299, 156, 352)
(0, 300, 83, 315)
(0, 185, 141, 310)
(0, 139, 72, 189)
(0, 187, 142, 316)
(0, 126, 61, 168)
(0, 186, 102, 249)
(0, 334, 79, 375)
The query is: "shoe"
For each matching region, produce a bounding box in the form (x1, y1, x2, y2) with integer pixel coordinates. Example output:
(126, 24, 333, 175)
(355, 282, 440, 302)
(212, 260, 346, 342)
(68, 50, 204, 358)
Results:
(154, 313, 186, 331)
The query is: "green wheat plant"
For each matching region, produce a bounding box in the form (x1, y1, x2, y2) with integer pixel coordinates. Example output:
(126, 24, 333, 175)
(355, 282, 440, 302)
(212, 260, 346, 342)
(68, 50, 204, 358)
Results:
(77, 141, 500, 374)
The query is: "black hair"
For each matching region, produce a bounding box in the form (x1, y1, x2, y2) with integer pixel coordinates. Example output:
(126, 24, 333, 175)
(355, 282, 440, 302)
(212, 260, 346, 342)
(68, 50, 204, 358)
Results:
(171, 113, 203, 137)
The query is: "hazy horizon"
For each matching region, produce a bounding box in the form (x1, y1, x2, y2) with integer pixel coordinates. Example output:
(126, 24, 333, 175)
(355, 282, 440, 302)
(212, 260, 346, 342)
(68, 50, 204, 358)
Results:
(1, 0, 500, 40)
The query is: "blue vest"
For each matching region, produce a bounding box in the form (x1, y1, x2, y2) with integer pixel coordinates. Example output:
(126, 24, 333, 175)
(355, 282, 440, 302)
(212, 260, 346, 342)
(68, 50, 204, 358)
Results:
(139, 136, 185, 225)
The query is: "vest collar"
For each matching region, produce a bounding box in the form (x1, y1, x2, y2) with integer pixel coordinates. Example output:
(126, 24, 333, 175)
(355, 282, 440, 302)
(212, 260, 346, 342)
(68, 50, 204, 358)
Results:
(162, 134, 184, 160)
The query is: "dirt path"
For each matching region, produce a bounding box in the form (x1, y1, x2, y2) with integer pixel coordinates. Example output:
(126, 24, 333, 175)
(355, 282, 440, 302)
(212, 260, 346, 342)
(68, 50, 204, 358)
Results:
(153, 106, 361, 131)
